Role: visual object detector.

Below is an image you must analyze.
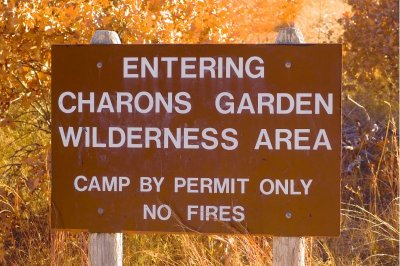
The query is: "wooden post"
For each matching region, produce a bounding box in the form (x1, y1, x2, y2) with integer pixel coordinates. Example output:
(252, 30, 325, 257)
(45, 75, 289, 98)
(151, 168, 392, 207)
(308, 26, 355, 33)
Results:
(273, 237, 305, 266)
(89, 233, 123, 266)
(88, 30, 123, 266)
(272, 26, 306, 266)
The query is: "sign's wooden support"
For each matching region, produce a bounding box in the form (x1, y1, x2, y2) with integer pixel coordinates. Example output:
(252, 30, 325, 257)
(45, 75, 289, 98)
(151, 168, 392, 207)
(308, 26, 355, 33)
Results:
(273, 237, 305, 266)
(273, 26, 306, 266)
(88, 30, 123, 266)
(89, 233, 123, 266)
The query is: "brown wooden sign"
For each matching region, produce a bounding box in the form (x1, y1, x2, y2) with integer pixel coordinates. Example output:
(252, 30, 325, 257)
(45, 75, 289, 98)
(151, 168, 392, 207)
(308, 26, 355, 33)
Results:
(51, 44, 341, 236)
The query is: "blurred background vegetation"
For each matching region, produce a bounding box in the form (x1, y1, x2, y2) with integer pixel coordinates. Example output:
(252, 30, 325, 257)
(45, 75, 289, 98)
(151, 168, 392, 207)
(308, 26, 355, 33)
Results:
(0, 0, 398, 265)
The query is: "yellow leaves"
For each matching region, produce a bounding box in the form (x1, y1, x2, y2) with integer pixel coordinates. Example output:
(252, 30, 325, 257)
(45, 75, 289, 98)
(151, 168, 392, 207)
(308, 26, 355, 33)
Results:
(0, 51, 5, 65)
(20, 95, 33, 108)
(373, 68, 382, 79)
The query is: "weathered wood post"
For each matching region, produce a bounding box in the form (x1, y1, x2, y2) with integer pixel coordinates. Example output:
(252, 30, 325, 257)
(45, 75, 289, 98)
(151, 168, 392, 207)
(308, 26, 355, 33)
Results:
(88, 30, 123, 266)
(273, 26, 306, 266)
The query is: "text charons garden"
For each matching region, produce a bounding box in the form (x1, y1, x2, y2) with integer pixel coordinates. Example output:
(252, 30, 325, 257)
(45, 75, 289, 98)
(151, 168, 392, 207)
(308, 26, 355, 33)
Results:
(57, 91, 333, 151)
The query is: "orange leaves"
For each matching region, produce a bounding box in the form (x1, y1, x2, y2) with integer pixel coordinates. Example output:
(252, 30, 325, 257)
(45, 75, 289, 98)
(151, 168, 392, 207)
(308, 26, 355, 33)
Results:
(147, 0, 167, 12)
(0, 117, 14, 128)
(278, 0, 305, 24)
(26, 177, 41, 191)
(64, 4, 79, 18)
(342, 11, 352, 19)
(21, 152, 48, 192)
(0, 48, 5, 65)
(0, 0, 350, 117)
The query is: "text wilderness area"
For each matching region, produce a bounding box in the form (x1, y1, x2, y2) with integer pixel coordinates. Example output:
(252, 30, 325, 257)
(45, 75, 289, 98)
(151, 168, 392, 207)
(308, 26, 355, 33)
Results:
(51, 44, 341, 236)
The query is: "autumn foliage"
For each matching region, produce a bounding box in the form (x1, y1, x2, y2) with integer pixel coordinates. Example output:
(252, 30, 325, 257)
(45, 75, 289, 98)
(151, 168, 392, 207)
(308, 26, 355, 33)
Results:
(0, 0, 398, 265)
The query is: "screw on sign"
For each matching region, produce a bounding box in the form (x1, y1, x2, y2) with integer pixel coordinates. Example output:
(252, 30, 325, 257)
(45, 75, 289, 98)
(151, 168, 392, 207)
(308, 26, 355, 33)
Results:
(51, 29, 341, 266)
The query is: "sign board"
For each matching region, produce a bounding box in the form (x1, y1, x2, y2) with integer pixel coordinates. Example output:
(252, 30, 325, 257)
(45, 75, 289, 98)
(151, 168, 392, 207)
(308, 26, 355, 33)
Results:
(51, 44, 341, 236)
